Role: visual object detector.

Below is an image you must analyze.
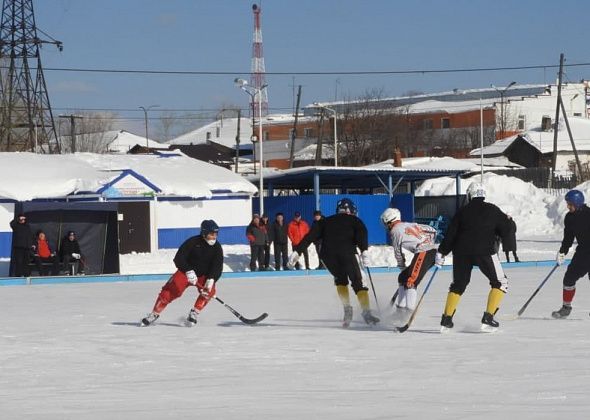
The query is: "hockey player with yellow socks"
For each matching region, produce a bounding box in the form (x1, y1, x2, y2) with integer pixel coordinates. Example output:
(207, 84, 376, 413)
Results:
(436, 182, 511, 332)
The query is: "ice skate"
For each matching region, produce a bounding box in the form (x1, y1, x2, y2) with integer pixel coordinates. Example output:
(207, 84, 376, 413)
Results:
(440, 314, 454, 333)
(393, 306, 412, 325)
(342, 305, 353, 328)
(551, 305, 571, 319)
(186, 308, 199, 327)
(140, 312, 159, 327)
(361, 309, 380, 325)
(481, 311, 499, 332)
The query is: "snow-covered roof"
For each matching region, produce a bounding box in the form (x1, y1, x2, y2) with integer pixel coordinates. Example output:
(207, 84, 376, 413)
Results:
(106, 130, 164, 153)
(0, 152, 257, 201)
(168, 117, 255, 148)
(471, 117, 590, 156)
(58, 130, 164, 154)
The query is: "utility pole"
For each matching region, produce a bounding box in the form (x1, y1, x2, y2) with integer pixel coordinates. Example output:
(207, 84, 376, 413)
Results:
(288, 85, 302, 168)
(59, 115, 83, 153)
(551, 54, 564, 180)
(235, 109, 241, 173)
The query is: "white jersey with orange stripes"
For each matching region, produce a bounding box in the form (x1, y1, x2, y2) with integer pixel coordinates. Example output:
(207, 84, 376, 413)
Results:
(388, 221, 438, 267)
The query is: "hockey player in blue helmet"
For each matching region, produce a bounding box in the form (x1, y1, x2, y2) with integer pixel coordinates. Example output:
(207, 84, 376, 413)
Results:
(287, 197, 379, 327)
(141, 219, 223, 327)
(552, 189, 590, 318)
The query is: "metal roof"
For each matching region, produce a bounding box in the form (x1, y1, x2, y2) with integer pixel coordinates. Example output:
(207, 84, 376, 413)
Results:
(249, 166, 467, 190)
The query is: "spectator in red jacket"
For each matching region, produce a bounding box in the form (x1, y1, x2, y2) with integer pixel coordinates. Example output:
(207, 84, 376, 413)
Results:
(288, 212, 310, 270)
(32, 230, 60, 276)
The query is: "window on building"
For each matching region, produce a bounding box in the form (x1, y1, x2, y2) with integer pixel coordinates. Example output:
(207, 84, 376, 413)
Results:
(574, 113, 582, 117)
(206, 132, 211, 141)
(216, 126, 220, 138)
(263, 131, 269, 141)
(518, 115, 526, 130)
(541, 116, 552, 131)
(289, 128, 296, 139)
(423, 119, 433, 129)
(304, 128, 314, 138)
(441, 118, 451, 129)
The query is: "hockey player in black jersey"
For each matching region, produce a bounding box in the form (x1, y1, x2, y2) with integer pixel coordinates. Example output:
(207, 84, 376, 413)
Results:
(436, 182, 510, 332)
(288, 198, 379, 327)
(552, 189, 590, 318)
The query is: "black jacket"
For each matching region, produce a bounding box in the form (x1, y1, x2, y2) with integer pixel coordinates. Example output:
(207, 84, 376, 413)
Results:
(559, 205, 590, 254)
(438, 198, 509, 256)
(294, 213, 368, 257)
(59, 237, 82, 260)
(501, 218, 517, 252)
(173, 235, 223, 281)
(9, 219, 33, 249)
(268, 221, 289, 245)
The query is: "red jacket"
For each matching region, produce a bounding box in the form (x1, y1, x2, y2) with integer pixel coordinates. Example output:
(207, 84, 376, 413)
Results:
(37, 239, 52, 258)
(288, 219, 310, 246)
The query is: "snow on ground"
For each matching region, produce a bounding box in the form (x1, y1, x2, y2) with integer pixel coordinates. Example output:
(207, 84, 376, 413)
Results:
(1, 266, 589, 419)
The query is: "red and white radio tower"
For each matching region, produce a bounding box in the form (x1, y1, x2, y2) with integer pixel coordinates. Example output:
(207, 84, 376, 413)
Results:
(250, 3, 268, 117)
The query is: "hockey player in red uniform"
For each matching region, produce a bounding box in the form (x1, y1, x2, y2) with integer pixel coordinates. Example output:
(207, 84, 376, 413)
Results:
(287, 198, 379, 327)
(380, 208, 438, 322)
(141, 220, 223, 327)
(552, 189, 590, 318)
(436, 182, 510, 332)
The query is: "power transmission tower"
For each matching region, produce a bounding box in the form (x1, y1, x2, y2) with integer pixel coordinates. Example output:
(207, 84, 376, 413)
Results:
(0, 0, 62, 152)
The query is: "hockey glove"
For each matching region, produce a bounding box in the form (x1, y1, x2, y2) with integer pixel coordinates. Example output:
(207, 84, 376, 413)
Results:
(287, 251, 300, 269)
(71, 253, 81, 259)
(435, 252, 445, 268)
(186, 270, 198, 285)
(361, 250, 370, 267)
(556, 252, 566, 266)
(200, 278, 215, 298)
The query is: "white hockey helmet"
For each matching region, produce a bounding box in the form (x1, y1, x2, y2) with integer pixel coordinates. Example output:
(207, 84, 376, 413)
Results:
(380, 208, 401, 227)
(467, 182, 486, 201)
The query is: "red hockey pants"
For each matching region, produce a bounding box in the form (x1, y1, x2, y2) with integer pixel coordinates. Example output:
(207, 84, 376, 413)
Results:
(152, 270, 216, 314)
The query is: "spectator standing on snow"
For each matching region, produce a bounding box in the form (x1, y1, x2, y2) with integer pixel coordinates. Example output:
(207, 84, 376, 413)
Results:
(9, 213, 33, 277)
(311, 210, 326, 269)
(502, 215, 519, 263)
(269, 212, 289, 270)
(288, 211, 310, 270)
(246, 214, 266, 271)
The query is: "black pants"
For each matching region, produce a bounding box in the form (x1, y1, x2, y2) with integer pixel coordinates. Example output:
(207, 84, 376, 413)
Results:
(449, 254, 507, 295)
(62, 254, 86, 275)
(295, 247, 310, 270)
(322, 252, 367, 294)
(563, 251, 590, 288)
(314, 242, 325, 268)
(504, 251, 519, 262)
(249, 244, 265, 271)
(273, 242, 288, 270)
(263, 244, 271, 268)
(11, 247, 30, 277)
(33, 255, 60, 276)
(398, 249, 437, 288)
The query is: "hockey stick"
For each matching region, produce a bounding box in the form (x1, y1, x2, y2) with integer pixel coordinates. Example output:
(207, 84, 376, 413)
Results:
(515, 264, 559, 317)
(395, 267, 439, 333)
(365, 266, 381, 313)
(214, 296, 268, 325)
(389, 290, 399, 307)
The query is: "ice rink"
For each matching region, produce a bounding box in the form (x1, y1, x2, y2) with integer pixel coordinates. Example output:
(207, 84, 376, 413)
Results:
(1, 264, 589, 419)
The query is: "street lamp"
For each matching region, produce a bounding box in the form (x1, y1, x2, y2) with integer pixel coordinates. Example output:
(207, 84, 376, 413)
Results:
(313, 103, 338, 167)
(235, 78, 268, 215)
(139, 105, 159, 151)
(491, 82, 516, 139)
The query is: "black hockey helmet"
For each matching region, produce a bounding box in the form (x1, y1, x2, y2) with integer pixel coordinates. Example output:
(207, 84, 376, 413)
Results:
(336, 198, 357, 215)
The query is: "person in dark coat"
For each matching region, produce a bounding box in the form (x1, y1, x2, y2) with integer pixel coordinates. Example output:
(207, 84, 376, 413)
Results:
(59, 231, 86, 275)
(268, 212, 289, 270)
(246, 214, 267, 271)
(436, 182, 510, 331)
(9, 213, 33, 277)
(260, 214, 272, 270)
(502, 215, 519, 262)
(311, 210, 326, 269)
(32, 230, 60, 276)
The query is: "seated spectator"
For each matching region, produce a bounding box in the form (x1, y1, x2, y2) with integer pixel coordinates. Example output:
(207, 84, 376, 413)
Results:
(32, 230, 60, 276)
(59, 231, 85, 275)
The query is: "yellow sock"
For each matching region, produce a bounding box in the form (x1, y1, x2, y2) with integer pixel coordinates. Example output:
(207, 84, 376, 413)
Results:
(336, 285, 351, 306)
(444, 292, 461, 316)
(356, 289, 370, 311)
(486, 288, 505, 314)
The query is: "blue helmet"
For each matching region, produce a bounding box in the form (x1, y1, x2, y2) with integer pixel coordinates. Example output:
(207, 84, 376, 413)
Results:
(565, 190, 585, 209)
(200, 219, 219, 236)
(336, 198, 357, 215)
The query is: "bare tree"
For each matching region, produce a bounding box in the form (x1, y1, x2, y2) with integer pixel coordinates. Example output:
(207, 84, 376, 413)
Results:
(59, 111, 118, 153)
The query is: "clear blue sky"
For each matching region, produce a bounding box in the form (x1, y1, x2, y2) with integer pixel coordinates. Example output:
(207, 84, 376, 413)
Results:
(33, 0, 589, 136)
